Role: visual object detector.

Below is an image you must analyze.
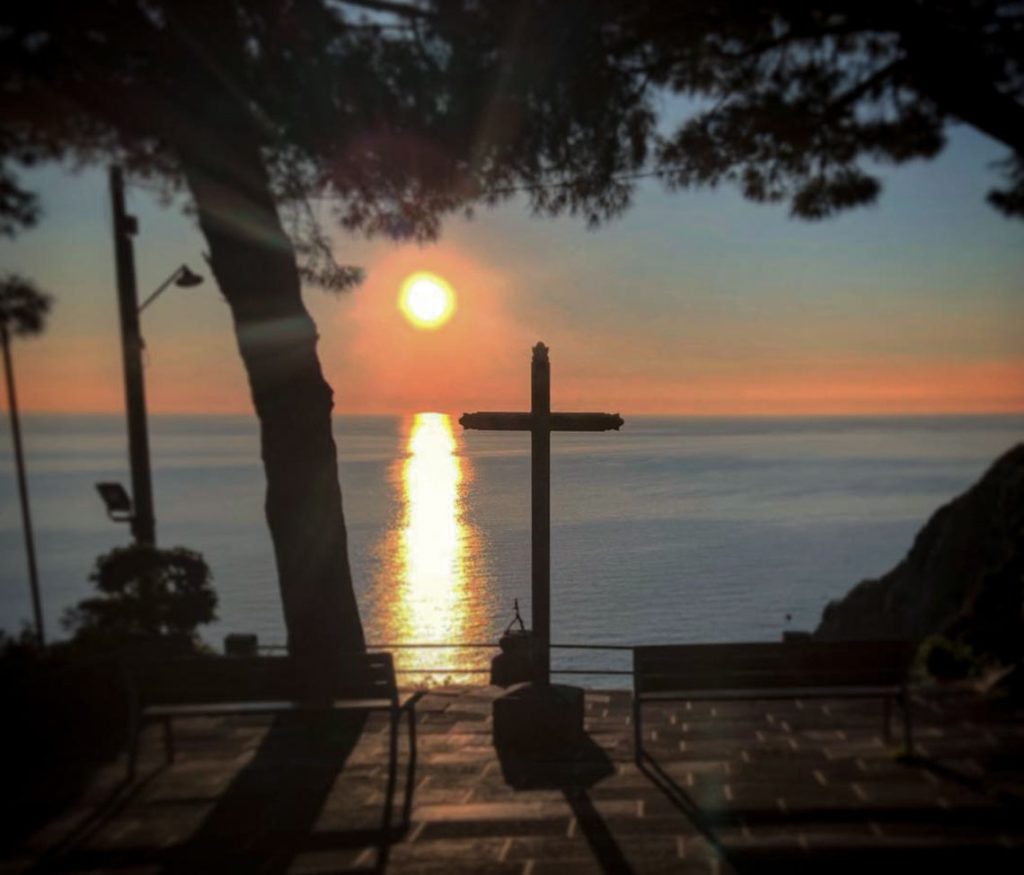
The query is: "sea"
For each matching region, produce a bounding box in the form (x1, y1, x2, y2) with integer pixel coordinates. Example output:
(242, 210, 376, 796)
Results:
(1, 413, 1021, 685)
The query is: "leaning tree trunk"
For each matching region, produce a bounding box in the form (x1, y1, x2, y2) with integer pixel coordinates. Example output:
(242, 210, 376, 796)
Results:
(179, 135, 365, 681)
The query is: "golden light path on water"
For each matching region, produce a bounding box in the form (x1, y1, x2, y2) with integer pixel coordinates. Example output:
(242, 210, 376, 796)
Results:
(374, 413, 485, 682)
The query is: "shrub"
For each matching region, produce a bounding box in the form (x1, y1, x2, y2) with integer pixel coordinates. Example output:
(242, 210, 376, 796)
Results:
(64, 544, 217, 650)
(917, 634, 981, 681)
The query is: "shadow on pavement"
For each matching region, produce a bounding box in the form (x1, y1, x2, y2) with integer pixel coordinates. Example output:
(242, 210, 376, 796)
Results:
(496, 731, 632, 875)
(33, 710, 417, 874)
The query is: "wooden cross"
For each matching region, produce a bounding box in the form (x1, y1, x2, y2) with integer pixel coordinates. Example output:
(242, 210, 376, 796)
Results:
(460, 342, 623, 685)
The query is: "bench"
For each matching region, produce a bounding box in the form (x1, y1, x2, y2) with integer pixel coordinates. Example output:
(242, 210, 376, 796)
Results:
(125, 652, 420, 834)
(633, 640, 916, 763)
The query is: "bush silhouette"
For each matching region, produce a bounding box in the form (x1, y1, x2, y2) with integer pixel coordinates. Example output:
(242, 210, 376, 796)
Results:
(64, 545, 217, 649)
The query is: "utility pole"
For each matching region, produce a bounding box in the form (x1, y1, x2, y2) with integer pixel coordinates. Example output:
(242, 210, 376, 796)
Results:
(1, 324, 45, 644)
(109, 166, 156, 546)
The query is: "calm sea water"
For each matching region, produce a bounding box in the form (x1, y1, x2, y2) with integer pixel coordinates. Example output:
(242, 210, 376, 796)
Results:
(1, 413, 1021, 683)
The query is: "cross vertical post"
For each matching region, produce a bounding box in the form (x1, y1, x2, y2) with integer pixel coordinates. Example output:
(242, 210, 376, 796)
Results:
(531, 343, 551, 684)
(461, 342, 623, 693)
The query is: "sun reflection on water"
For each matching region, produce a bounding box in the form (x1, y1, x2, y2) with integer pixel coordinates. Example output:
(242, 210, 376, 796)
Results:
(375, 412, 484, 682)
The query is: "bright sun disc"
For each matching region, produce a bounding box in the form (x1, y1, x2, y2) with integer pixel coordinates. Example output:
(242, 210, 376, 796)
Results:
(399, 272, 456, 329)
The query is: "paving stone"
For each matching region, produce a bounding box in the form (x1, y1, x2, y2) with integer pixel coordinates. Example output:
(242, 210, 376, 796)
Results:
(388, 836, 510, 863)
(417, 818, 572, 840)
(288, 847, 375, 872)
(521, 834, 683, 867)
(6, 685, 1023, 873)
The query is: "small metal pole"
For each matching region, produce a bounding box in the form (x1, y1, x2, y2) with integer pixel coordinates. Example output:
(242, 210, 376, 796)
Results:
(137, 269, 180, 314)
(1, 325, 44, 645)
(531, 342, 551, 685)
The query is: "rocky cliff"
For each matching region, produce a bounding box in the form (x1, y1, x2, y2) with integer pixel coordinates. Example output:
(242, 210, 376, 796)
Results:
(815, 443, 1024, 664)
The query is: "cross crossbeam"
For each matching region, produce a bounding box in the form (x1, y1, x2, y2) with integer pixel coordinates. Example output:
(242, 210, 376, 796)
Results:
(460, 412, 624, 431)
(460, 342, 623, 685)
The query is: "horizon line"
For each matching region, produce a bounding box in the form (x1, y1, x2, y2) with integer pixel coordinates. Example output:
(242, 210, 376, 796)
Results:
(5, 408, 1024, 420)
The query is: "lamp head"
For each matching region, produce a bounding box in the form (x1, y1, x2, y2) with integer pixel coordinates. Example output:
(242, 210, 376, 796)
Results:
(174, 265, 204, 288)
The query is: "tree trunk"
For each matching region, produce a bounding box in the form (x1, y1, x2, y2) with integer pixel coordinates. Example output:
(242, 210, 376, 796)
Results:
(179, 136, 366, 681)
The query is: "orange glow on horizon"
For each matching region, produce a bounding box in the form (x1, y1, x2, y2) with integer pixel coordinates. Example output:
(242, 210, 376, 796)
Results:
(3, 240, 1022, 418)
(6, 348, 1024, 417)
(559, 358, 1024, 416)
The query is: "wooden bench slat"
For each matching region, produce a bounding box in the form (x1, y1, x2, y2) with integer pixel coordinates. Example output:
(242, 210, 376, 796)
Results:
(632, 639, 916, 762)
(637, 685, 902, 702)
(635, 656, 905, 676)
(141, 696, 408, 720)
(636, 666, 905, 680)
(635, 641, 911, 668)
(634, 641, 914, 693)
(637, 670, 906, 693)
(143, 701, 304, 718)
(126, 652, 419, 781)
(136, 654, 399, 705)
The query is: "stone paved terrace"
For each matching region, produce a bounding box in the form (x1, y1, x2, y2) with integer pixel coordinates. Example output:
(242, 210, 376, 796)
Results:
(5, 685, 1024, 873)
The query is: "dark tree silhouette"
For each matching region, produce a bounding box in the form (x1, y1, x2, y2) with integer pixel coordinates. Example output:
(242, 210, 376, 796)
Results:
(607, 0, 1024, 218)
(0, 1, 652, 671)
(64, 545, 217, 648)
(1, 2, 1020, 673)
(0, 275, 51, 645)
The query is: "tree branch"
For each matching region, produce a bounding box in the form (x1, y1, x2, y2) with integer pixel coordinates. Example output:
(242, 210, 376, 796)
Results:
(902, 42, 1024, 155)
(825, 58, 907, 116)
(336, 0, 435, 20)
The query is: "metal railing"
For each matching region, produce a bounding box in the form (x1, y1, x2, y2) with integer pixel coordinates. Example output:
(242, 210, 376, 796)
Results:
(256, 640, 633, 677)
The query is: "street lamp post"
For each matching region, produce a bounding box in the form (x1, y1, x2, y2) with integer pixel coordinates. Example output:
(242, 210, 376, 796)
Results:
(1, 275, 52, 646)
(110, 165, 155, 547)
(108, 165, 202, 546)
(1, 322, 45, 644)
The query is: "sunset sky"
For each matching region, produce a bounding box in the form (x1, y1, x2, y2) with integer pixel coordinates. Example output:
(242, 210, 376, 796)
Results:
(1, 125, 1022, 417)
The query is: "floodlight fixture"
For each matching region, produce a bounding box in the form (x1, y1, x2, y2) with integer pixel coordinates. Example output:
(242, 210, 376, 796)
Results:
(96, 481, 133, 522)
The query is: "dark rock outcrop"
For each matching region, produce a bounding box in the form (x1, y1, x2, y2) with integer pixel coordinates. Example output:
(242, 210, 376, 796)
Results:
(815, 443, 1024, 664)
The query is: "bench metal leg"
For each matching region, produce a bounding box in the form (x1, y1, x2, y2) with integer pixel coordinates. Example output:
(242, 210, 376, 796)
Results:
(901, 688, 913, 756)
(383, 707, 399, 834)
(163, 717, 175, 764)
(402, 704, 418, 830)
(127, 710, 141, 780)
(633, 698, 643, 764)
(124, 669, 141, 781)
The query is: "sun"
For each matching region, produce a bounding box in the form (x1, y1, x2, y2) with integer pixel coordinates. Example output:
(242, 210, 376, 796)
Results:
(399, 272, 456, 330)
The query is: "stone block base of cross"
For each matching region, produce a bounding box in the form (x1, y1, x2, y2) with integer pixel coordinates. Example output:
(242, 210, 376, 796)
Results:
(461, 342, 623, 755)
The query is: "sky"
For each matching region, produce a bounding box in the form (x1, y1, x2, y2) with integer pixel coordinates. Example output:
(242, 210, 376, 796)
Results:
(1, 125, 1022, 417)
